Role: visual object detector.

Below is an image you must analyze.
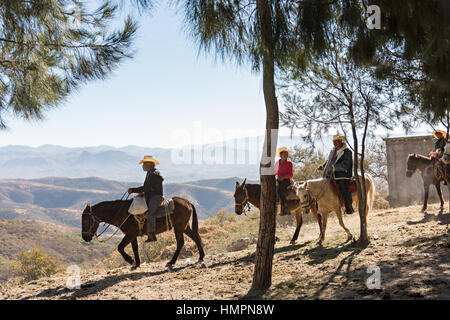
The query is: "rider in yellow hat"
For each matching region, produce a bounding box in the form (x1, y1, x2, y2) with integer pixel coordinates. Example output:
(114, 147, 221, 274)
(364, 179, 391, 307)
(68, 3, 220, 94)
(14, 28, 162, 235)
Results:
(128, 155, 163, 242)
(432, 130, 448, 185)
(433, 130, 447, 157)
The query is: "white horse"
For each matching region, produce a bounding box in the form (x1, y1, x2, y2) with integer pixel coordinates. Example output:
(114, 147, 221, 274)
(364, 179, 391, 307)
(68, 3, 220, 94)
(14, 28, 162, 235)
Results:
(297, 174, 375, 244)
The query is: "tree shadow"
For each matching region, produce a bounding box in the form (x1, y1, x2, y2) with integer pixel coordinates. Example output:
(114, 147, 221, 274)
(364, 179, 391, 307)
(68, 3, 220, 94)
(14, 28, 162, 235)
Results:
(22, 264, 191, 300)
(407, 211, 450, 227)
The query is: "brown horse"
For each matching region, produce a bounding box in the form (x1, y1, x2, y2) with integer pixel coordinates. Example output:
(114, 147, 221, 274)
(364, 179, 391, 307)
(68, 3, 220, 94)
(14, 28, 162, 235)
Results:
(81, 196, 205, 269)
(234, 178, 323, 244)
(406, 153, 450, 212)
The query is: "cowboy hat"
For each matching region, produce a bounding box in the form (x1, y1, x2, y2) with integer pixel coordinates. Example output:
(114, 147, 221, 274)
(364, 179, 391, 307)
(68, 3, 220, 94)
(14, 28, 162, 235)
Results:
(333, 135, 346, 142)
(276, 147, 291, 157)
(139, 155, 160, 165)
(433, 130, 448, 140)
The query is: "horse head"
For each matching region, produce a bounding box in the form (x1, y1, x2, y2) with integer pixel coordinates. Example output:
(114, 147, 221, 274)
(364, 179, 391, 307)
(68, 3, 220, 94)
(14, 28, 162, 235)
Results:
(297, 182, 312, 214)
(234, 178, 248, 215)
(81, 203, 100, 242)
(406, 153, 419, 177)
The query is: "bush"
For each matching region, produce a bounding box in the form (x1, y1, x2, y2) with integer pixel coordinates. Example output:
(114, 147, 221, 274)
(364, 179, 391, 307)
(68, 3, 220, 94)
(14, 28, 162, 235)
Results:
(11, 247, 64, 282)
(373, 194, 390, 210)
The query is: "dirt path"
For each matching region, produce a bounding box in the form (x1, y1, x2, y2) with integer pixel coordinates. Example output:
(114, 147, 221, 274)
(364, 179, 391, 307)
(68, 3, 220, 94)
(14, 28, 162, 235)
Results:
(1, 204, 449, 300)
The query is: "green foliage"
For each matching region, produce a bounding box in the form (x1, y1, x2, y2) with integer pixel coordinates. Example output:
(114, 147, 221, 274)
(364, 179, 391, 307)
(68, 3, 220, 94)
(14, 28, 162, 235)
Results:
(0, 0, 138, 128)
(11, 247, 64, 282)
(289, 145, 326, 182)
(356, 0, 450, 119)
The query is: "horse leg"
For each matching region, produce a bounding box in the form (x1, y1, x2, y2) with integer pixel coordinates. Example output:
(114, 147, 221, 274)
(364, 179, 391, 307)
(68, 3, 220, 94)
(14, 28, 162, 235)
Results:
(130, 238, 140, 270)
(318, 212, 328, 245)
(336, 208, 353, 242)
(184, 226, 205, 262)
(435, 182, 444, 212)
(117, 235, 134, 266)
(166, 227, 185, 268)
(422, 182, 430, 212)
(290, 209, 303, 245)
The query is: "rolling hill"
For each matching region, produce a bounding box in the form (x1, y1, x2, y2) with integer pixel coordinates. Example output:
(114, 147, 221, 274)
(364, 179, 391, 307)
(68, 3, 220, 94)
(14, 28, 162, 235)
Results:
(0, 176, 239, 227)
(0, 219, 118, 282)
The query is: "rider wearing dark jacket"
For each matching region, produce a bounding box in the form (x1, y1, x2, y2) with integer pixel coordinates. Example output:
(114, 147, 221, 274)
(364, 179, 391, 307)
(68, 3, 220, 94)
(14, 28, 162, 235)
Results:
(319, 135, 354, 214)
(128, 156, 163, 242)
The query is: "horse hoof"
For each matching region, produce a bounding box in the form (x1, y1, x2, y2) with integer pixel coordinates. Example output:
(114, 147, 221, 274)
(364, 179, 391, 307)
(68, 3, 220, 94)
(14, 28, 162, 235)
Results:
(131, 266, 138, 271)
(166, 263, 173, 270)
(290, 240, 296, 245)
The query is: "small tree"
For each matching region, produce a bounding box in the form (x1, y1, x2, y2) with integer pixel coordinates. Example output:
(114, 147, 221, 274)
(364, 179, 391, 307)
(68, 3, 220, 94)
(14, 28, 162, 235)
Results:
(280, 22, 397, 246)
(290, 146, 326, 182)
(11, 247, 64, 282)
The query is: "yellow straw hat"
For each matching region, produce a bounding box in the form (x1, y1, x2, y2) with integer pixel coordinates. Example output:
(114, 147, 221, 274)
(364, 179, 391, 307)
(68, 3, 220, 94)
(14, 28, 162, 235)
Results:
(433, 130, 447, 140)
(333, 134, 346, 142)
(276, 147, 291, 157)
(139, 155, 160, 165)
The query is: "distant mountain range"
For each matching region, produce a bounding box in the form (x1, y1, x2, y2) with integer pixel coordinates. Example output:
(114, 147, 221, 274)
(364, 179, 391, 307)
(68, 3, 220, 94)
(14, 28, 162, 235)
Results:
(0, 176, 257, 227)
(0, 136, 335, 183)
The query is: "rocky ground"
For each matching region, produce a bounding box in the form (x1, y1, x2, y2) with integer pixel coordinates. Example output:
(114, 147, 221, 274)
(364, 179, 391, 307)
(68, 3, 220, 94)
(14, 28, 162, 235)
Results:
(1, 204, 449, 300)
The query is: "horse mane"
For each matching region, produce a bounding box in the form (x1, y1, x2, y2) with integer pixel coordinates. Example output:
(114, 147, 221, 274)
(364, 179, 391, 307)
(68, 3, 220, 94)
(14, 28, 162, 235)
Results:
(244, 184, 261, 199)
(92, 199, 132, 211)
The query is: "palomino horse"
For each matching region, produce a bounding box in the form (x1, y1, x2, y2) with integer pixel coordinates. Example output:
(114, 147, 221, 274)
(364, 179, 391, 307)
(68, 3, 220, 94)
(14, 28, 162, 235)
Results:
(297, 174, 375, 245)
(81, 197, 205, 269)
(406, 153, 450, 212)
(234, 179, 323, 244)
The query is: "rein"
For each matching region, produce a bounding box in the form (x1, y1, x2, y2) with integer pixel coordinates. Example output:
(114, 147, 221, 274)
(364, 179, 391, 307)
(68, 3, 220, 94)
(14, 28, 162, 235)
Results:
(235, 186, 251, 215)
(82, 192, 132, 243)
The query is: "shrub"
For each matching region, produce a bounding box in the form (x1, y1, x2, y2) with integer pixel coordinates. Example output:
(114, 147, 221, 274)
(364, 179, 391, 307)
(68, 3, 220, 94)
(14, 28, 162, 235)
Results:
(11, 247, 64, 282)
(373, 194, 390, 210)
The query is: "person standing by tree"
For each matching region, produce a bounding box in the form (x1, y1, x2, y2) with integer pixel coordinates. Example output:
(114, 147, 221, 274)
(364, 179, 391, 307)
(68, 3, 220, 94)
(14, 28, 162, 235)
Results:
(274, 147, 293, 216)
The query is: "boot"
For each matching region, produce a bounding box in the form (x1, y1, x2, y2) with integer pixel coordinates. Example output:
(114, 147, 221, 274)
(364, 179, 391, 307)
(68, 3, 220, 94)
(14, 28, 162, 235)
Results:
(280, 201, 290, 216)
(345, 204, 354, 215)
(145, 233, 157, 242)
(145, 217, 157, 242)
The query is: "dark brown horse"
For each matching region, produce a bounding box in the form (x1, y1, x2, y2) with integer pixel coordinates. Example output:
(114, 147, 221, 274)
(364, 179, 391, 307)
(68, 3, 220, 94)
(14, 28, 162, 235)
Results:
(81, 196, 205, 269)
(234, 179, 323, 244)
(406, 153, 450, 212)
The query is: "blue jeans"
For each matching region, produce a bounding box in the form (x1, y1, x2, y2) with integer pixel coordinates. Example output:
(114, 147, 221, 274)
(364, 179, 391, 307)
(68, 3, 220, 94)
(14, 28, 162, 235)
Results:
(336, 179, 352, 206)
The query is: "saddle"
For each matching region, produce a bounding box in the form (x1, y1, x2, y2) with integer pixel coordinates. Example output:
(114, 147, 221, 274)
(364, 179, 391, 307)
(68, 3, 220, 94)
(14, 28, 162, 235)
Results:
(329, 178, 357, 208)
(275, 180, 301, 202)
(131, 197, 175, 236)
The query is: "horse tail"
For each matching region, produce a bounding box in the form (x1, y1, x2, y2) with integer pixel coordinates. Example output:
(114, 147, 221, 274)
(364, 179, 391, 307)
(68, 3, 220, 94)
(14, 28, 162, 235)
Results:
(365, 173, 376, 213)
(191, 203, 199, 234)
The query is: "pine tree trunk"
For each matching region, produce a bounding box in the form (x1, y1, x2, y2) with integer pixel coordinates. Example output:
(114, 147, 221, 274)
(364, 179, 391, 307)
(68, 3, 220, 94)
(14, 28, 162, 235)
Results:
(252, 0, 278, 291)
(349, 104, 370, 246)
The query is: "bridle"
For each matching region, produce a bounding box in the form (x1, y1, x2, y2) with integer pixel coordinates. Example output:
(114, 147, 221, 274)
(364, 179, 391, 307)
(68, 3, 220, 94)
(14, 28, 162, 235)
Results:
(299, 186, 315, 213)
(235, 186, 251, 215)
(82, 192, 131, 241)
(82, 205, 103, 238)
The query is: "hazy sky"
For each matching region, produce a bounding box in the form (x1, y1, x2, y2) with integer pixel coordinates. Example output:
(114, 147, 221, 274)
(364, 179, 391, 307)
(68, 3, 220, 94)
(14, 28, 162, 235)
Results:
(0, 3, 427, 149)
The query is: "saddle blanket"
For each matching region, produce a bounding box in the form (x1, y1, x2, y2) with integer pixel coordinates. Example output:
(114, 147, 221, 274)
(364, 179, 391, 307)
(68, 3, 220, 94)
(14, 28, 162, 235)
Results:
(129, 198, 175, 218)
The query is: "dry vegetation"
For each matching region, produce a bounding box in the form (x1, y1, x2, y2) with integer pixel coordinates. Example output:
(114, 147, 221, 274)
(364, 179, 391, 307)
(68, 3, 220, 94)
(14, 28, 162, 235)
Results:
(1, 203, 449, 300)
